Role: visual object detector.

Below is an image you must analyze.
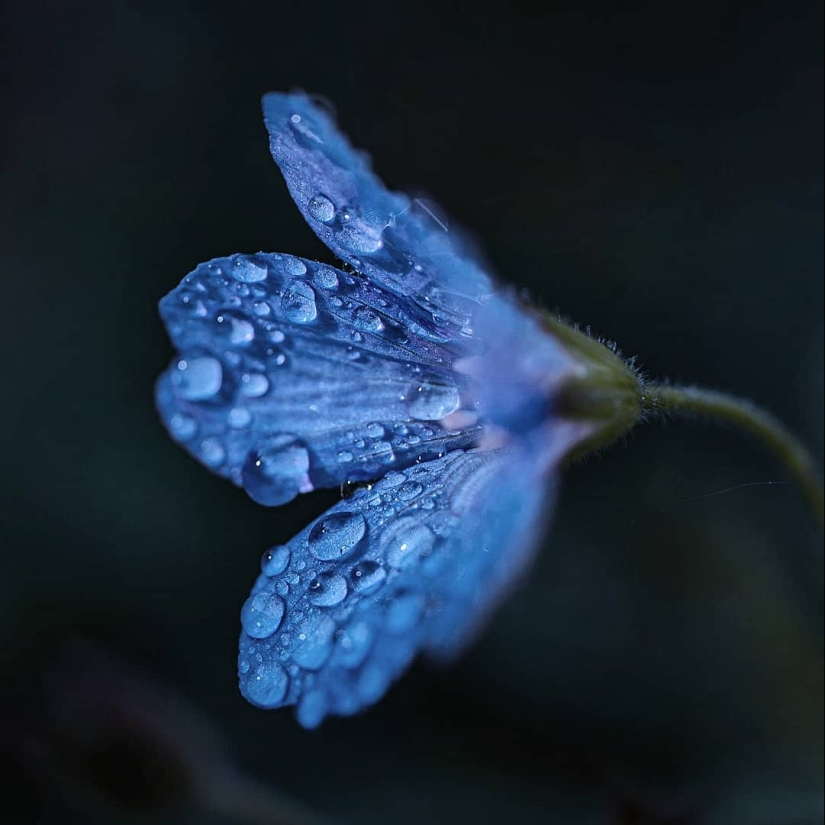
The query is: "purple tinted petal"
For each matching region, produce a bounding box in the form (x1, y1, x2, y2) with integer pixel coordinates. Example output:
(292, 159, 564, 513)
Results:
(238, 446, 555, 726)
(156, 252, 483, 500)
(263, 93, 493, 331)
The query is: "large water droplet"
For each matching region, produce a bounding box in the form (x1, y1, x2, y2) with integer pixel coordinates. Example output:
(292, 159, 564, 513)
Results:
(231, 256, 268, 283)
(307, 194, 335, 223)
(242, 435, 311, 506)
(171, 356, 222, 400)
(261, 545, 290, 576)
(380, 518, 436, 569)
(241, 591, 285, 639)
(292, 614, 336, 670)
(243, 661, 289, 707)
(284, 258, 308, 276)
(282, 280, 317, 323)
(307, 512, 367, 561)
(407, 374, 460, 420)
(349, 560, 386, 594)
(308, 572, 348, 607)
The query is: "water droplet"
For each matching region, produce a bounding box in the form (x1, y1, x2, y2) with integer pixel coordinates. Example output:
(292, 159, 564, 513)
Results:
(216, 310, 255, 345)
(241, 591, 285, 638)
(228, 406, 251, 428)
(385, 591, 426, 633)
(350, 560, 386, 594)
(313, 268, 339, 289)
(296, 690, 328, 728)
(308, 512, 367, 561)
(240, 372, 269, 398)
(242, 435, 311, 506)
(292, 614, 336, 670)
(334, 622, 373, 668)
(261, 545, 290, 576)
(407, 374, 460, 420)
(339, 225, 383, 254)
(238, 658, 250, 675)
(199, 438, 225, 467)
(352, 306, 385, 333)
(231, 256, 268, 283)
(365, 422, 384, 439)
(281, 281, 317, 323)
(308, 572, 348, 607)
(284, 258, 308, 276)
(169, 413, 198, 440)
(307, 194, 335, 223)
(243, 661, 289, 707)
(396, 480, 423, 501)
(171, 356, 222, 401)
(337, 450, 354, 464)
(380, 517, 436, 569)
(252, 300, 271, 317)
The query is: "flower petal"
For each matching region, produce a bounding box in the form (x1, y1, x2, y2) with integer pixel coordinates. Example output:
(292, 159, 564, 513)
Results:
(263, 92, 493, 331)
(238, 446, 554, 727)
(156, 252, 483, 502)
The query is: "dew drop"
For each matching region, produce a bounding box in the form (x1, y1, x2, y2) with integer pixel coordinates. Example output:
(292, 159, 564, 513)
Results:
(261, 545, 290, 577)
(352, 306, 385, 333)
(228, 406, 251, 428)
(215, 310, 255, 345)
(199, 438, 225, 467)
(240, 372, 269, 398)
(380, 517, 436, 569)
(308, 512, 367, 561)
(241, 591, 285, 639)
(292, 614, 336, 670)
(407, 374, 460, 420)
(243, 661, 289, 707)
(313, 268, 339, 289)
(242, 435, 311, 506)
(231, 256, 268, 283)
(284, 258, 308, 276)
(349, 560, 386, 594)
(169, 413, 198, 440)
(281, 281, 317, 323)
(396, 480, 424, 501)
(308, 572, 348, 607)
(334, 622, 373, 668)
(307, 194, 335, 223)
(171, 356, 223, 401)
(365, 422, 384, 439)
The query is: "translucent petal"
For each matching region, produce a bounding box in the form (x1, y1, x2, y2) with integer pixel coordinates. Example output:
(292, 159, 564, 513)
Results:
(238, 447, 553, 727)
(156, 252, 484, 501)
(263, 93, 493, 332)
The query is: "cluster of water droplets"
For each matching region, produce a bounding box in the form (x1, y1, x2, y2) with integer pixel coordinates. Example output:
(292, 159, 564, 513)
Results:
(238, 449, 508, 726)
(156, 251, 490, 501)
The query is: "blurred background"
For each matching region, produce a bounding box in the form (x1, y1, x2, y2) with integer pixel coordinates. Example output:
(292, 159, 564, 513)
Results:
(1, 2, 822, 823)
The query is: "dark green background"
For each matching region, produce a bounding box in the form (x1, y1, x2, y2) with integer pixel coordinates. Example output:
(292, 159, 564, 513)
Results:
(2, 2, 822, 823)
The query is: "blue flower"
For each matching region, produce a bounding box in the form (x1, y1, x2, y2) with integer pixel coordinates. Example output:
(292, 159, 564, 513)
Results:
(156, 93, 598, 727)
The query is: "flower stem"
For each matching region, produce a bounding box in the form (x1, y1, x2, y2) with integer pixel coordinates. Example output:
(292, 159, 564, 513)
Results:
(640, 383, 824, 530)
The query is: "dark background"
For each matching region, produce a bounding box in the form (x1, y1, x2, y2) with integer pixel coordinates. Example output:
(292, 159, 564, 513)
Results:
(1, 2, 822, 823)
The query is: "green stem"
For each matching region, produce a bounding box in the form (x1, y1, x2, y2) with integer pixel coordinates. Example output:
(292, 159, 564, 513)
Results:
(640, 383, 824, 530)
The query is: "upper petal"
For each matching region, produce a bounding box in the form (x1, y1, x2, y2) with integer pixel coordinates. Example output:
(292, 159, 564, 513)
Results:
(263, 92, 493, 331)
